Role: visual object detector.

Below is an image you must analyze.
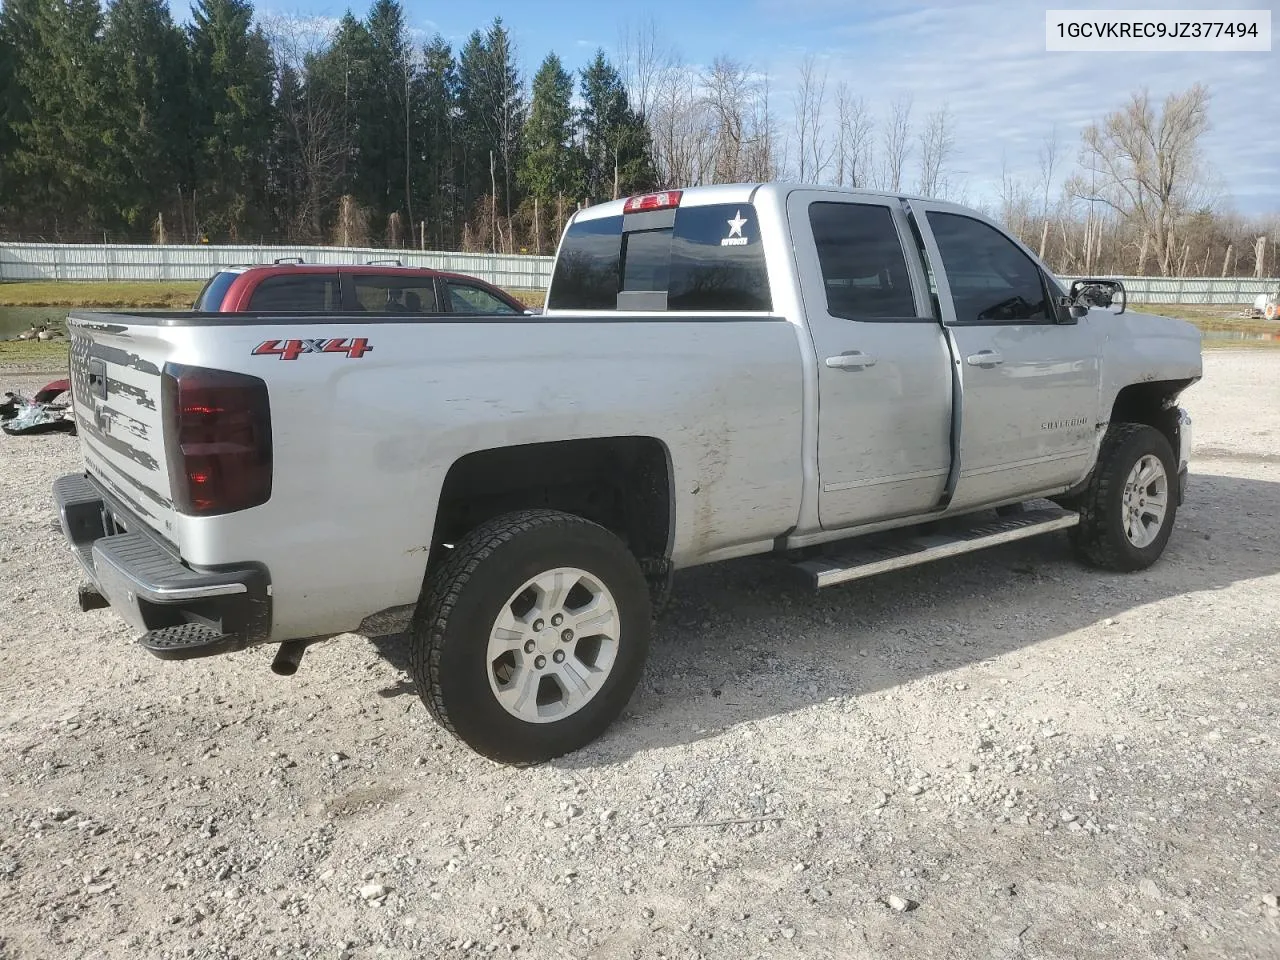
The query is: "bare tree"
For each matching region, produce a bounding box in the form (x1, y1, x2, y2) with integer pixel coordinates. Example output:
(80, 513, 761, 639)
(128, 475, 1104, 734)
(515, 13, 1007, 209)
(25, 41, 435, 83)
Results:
(1071, 84, 1212, 276)
(878, 94, 913, 191)
(742, 68, 778, 181)
(916, 104, 954, 197)
(264, 15, 345, 241)
(650, 55, 713, 187)
(1036, 124, 1060, 258)
(998, 153, 1033, 245)
(833, 82, 873, 187)
(792, 55, 832, 181)
(618, 15, 669, 121)
(705, 57, 751, 182)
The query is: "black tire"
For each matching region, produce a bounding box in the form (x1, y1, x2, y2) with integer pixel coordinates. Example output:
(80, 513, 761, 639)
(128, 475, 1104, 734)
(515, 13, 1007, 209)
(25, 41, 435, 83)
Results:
(409, 509, 651, 765)
(1070, 423, 1178, 572)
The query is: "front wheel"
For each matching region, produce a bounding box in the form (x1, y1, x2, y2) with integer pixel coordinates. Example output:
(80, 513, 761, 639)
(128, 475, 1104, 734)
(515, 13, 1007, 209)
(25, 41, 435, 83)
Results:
(409, 509, 651, 765)
(1070, 423, 1178, 572)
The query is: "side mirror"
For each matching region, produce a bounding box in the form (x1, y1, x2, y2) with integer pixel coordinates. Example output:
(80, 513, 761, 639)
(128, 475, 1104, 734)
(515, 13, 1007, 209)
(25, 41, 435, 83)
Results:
(1068, 278, 1127, 315)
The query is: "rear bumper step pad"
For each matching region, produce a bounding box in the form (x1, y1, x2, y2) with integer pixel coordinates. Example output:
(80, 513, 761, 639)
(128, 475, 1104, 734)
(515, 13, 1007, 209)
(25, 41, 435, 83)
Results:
(52, 472, 272, 659)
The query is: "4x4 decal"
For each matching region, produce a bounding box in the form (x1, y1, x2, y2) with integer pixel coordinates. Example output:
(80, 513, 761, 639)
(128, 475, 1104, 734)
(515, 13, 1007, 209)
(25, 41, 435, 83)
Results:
(252, 338, 372, 360)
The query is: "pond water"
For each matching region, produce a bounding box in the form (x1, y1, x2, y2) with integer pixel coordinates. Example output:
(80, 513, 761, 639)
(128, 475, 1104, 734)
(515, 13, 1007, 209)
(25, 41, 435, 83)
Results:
(1200, 327, 1280, 344)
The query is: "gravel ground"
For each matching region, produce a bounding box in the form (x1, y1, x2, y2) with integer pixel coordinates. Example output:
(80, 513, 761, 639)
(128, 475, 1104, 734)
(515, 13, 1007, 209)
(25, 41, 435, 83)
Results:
(1, 353, 1277, 960)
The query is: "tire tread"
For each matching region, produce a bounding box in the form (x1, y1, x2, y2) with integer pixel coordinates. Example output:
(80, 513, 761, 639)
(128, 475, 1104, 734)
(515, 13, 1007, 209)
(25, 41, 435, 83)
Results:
(1072, 422, 1175, 571)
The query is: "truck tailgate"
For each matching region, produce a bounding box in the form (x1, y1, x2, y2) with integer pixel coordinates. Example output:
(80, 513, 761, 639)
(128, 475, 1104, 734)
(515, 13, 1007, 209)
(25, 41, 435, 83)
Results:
(68, 315, 178, 542)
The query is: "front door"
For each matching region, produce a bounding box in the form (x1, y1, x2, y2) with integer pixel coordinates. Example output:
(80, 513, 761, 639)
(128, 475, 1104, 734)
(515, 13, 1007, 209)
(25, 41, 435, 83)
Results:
(787, 190, 953, 530)
(910, 201, 1102, 509)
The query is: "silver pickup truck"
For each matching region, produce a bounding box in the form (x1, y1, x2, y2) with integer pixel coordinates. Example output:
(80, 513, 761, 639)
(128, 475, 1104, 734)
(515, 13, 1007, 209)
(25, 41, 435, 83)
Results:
(53, 183, 1201, 764)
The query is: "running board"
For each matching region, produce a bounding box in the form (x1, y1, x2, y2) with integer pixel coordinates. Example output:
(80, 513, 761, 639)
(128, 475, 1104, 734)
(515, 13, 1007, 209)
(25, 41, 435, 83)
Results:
(794, 506, 1080, 589)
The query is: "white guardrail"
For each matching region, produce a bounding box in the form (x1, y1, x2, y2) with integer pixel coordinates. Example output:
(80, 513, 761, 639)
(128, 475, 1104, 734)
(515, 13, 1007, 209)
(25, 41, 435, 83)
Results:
(0, 242, 557, 290)
(0, 243, 1275, 304)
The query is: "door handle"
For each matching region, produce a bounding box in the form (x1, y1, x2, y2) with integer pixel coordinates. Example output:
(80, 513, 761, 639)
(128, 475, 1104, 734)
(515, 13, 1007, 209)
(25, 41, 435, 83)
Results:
(825, 351, 877, 370)
(966, 350, 1004, 368)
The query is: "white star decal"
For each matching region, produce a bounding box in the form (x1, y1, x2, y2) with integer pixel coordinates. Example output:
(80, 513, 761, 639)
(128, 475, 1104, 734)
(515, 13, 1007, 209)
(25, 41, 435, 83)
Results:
(727, 210, 748, 238)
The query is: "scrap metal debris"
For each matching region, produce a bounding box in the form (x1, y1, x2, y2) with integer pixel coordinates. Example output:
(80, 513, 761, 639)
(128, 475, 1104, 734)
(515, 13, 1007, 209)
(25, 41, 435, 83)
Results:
(1, 379, 74, 436)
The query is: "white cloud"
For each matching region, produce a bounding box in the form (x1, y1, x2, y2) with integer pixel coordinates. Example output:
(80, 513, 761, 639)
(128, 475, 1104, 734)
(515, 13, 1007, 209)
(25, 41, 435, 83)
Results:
(750, 0, 1279, 212)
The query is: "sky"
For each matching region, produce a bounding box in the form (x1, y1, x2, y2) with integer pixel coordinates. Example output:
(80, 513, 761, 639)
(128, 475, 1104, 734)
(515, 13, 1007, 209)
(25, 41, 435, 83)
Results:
(229, 0, 1278, 214)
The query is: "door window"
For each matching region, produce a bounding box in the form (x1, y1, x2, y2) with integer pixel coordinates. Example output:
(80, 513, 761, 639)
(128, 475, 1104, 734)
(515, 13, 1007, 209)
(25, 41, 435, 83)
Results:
(248, 274, 341, 311)
(447, 282, 520, 315)
(809, 202, 918, 320)
(352, 275, 438, 313)
(926, 212, 1050, 325)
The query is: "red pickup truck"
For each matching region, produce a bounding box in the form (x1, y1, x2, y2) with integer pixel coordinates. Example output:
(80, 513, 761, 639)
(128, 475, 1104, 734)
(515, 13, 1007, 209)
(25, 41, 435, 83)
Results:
(192, 261, 534, 315)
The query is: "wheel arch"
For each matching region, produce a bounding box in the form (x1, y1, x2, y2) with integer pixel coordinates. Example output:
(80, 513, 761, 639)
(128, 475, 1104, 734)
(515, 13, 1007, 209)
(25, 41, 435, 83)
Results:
(1106, 378, 1197, 456)
(428, 436, 675, 580)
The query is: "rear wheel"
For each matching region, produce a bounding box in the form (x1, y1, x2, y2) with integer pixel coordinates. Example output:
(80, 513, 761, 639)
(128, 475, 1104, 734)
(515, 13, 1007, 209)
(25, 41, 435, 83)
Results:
(1070, 423, 1178, 571)
(409, 509, 651, 764)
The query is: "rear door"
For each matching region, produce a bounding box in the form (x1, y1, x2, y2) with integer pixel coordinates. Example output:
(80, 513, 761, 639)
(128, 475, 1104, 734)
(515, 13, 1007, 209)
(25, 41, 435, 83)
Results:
(787, 190, 953, 529)
(910, 201, 1101, 509)
(344, 272, 440, 313)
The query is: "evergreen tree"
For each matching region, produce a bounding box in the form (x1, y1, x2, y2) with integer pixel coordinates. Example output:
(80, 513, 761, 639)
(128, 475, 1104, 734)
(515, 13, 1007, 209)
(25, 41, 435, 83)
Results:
(0, 0, 35, 211)
(578, 49, 656, 203)
(102, 0, 190, 232)
(416, 34, 459, 248)
(187, 0, 274, 239)
(310, 13, 373, 201)
(363, 0, 412, 226)
(7, 0, 114, 232)
(519, 52, 581, 204)
(457, 17, 524, 239)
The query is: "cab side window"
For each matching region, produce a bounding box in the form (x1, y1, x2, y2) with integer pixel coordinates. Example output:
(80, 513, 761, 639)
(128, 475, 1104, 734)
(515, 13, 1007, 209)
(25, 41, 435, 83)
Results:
(351, 275, 438, 313)
(808, 202, 918, 320)
(926, 212, 1050, 325)
(447, 282, 519, 315)
(249, 274, 342, 311)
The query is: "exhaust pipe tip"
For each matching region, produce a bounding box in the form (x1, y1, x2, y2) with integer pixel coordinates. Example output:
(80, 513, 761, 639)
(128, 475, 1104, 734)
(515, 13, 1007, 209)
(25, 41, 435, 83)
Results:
(270, 639, 314, 677)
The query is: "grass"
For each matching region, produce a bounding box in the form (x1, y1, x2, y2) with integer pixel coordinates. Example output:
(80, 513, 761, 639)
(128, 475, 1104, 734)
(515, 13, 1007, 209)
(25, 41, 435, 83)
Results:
(0, 280, 204, 308)
(510, 288, 546, 309)
(0, 338, 70, 370)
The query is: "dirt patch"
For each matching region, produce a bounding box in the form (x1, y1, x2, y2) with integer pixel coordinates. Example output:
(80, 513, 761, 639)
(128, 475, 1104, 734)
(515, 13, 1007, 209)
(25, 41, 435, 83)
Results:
(0, 355, 1277, 959)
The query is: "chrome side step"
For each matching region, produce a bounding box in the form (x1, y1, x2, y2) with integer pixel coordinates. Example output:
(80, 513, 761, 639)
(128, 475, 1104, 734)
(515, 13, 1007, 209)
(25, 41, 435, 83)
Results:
(793, 506, 1079, 589)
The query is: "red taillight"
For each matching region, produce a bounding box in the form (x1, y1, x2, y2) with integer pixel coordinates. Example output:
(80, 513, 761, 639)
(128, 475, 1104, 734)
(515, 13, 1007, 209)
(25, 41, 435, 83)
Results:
(624, 190, 682, 213)
(162, 364, 272, 516)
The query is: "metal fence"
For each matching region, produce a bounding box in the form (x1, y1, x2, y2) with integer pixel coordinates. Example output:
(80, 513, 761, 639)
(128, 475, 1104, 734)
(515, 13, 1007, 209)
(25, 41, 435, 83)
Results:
(0, 242, 556, 290)
(1056, 275, 1277, 305)
(2, 243, 1277, 305)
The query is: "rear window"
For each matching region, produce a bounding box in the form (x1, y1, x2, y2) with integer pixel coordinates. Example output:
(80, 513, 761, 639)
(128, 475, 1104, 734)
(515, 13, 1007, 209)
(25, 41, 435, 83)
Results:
(547, 202, 772, 313)
(249, 274, 342, 311)
(194, 271, 238, 310)
(547, 217, 621, 310)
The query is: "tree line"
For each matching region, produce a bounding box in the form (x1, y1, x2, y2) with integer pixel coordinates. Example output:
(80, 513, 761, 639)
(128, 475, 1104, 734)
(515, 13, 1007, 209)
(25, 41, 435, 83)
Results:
(0, 0, 654, 252)
(0, 3, 1276, 276)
